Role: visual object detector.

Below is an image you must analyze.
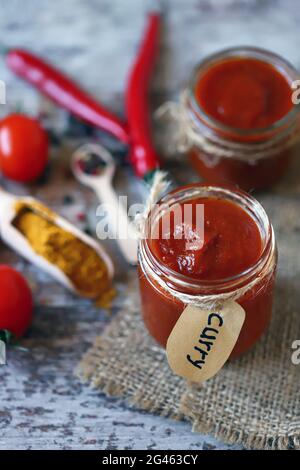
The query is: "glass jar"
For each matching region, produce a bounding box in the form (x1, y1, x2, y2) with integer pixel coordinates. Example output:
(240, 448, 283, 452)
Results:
(183, 47, 300, 191)
(138, 184, 277, 358)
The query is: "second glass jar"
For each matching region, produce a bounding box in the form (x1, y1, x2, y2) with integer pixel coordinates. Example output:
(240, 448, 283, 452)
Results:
(184, 47, 300, 191)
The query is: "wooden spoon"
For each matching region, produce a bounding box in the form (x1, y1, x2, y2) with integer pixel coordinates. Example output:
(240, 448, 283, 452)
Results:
(0, 187, 114, 297)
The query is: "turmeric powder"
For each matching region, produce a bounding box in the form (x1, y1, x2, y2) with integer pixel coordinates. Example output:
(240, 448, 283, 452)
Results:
(13, 203, 113, 302)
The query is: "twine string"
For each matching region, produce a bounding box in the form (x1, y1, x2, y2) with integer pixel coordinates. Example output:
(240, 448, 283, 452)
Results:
(155, 90, 299, 164)
(135, 170, 170, 238)
(140, 248, 276, 310)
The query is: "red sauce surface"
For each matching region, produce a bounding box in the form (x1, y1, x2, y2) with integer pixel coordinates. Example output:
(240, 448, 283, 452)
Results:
(150, 197, 262, 280)
(195, 57, 293, 129)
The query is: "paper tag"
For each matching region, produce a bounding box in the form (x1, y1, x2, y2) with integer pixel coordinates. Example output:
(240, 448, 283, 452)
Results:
(166, 300, 245, 383)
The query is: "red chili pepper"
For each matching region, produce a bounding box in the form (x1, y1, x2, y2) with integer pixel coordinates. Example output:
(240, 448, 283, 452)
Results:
(6, 48, 130, 145)
(126, 13, 162, 180)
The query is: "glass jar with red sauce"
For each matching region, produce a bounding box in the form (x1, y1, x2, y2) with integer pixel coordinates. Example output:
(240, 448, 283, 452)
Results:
(138, 184, 277, 358)
(183, 47, 299, 191)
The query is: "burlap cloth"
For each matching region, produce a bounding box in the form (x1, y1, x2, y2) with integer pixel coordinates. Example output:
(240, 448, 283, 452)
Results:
(76, 180, 300, 450)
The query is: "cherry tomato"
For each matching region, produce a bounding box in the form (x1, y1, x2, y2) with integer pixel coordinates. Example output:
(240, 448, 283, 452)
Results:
(0, 113, 48, 182)
(0, 265, 33, 338)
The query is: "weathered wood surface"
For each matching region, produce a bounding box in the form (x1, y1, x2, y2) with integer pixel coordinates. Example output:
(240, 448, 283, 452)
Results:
(0, 0, 299, 450)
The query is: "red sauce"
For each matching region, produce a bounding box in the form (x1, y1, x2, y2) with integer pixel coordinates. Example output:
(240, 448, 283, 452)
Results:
(139, 191, 276, 358)
(151, 198, 262, 281)
(188, 52, 298, 191)
(189, 149, 292, 191)
(196, 58, 293, 130)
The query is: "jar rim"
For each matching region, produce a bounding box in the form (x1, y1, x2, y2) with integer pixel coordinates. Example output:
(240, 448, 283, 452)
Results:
(140, 184, 276, 294)
(187, 46, 300, 140)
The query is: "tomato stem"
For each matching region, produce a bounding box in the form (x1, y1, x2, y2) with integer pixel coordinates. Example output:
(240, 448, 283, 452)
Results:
(0, 329, 13, 344)
(0, 45, 9, 55)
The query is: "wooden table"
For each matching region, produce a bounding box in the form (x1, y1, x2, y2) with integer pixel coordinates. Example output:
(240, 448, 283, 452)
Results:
(0, 0, 299, 450)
